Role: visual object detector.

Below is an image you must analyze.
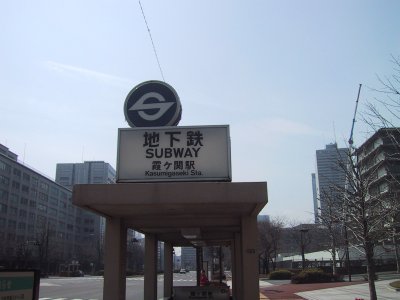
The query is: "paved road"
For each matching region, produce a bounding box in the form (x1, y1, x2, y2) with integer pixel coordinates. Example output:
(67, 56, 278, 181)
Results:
(39, 272, 197, 300)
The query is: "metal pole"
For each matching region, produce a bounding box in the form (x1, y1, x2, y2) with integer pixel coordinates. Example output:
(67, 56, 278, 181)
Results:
(300, 230, 306, 270)
(344, 222, 352, 281)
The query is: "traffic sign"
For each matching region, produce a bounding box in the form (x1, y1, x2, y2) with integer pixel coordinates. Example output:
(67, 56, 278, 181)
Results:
(124, 80, 182, 127)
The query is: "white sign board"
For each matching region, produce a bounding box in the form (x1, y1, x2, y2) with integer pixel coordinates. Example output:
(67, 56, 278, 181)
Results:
(117, 125, 231, 182)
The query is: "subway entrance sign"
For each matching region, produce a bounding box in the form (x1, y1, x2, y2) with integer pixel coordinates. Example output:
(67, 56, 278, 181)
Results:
(0, 270, 40, 300)
(117, 125, 231, 182)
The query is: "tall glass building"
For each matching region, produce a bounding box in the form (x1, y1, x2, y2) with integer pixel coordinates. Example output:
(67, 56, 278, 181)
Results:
(313, 143, 348, 223)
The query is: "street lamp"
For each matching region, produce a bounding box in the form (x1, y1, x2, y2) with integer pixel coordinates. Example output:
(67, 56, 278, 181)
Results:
(172, 248, 176, 271)
(342, 217, 352, 282)
(299, 228, 309, 270)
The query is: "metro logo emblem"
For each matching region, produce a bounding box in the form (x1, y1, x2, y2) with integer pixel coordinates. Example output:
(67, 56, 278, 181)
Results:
(128, 92, 174, 121)
(124, 81, 182, 127)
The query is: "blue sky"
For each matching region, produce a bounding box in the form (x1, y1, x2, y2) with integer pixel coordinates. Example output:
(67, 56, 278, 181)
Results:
(1, 0, 399, 222)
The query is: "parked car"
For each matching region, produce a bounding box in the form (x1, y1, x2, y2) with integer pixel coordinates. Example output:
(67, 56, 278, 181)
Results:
(72, 270, 84, 277)
(179, 268, 186, 274)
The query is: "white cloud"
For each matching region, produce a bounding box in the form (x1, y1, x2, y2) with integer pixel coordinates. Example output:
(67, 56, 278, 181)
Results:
(44, 61, 133, 88)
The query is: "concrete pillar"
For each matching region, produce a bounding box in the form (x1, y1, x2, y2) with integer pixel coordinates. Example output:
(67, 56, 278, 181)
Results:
(144, 234, 158, 300)
(233, 233, 243, 300)
(103, 217, 127, 300)
(241, 216, 259, 300)
(164, 243, 173, 298)
(196, 247, 202, 286)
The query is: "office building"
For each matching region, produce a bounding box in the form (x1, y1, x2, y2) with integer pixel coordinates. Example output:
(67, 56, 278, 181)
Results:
(56, 161, 116, 242)
(56, 161, 116, 189)
(181, 247, 196, 270)
(313, 143, 348, 223)
(0, 144, 82, 273)
(356, 128, 400, 199)
(56, 161, 137, 269)
(311, 173, 318, 223)
(257, 214, 270, 223)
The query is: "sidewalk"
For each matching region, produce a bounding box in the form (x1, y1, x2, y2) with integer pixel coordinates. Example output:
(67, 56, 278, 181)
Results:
(297, 279, 398, 300)
(259, 277, 400, 300)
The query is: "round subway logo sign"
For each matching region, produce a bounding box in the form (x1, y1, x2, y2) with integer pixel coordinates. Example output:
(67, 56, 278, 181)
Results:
(124, 80, 182, 127)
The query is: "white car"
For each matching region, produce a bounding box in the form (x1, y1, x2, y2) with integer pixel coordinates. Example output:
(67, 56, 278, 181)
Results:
(179, 269, 186, 274)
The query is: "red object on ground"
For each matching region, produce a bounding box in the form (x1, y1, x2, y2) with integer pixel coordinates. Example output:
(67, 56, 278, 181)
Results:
(200, 271, 209, 286)
(260, 281, 363, 299)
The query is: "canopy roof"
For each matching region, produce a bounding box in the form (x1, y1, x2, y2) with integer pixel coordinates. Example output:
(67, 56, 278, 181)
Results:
(73, 181, 268, 247)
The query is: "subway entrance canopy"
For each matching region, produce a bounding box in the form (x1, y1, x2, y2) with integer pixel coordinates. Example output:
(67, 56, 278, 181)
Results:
(72, 81, 268, 300)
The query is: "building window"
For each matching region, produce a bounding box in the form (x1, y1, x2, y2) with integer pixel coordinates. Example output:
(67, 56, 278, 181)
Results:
(22, 185, 29, 194)
(38, 192, 48, 202)
(31, 177, 38, 187)
(31, 188, 37, 198)
(10, 194, 19, 205)
(20, 197, 28, 205)
(8, 220, 16, 229)
(10, 206, 17, 216)
(49, 208, 57, 217)
(11, 181, 20, 190)
(59, 211, 66, 219)
(37, 204, 47, 213)
(93, 176, 103, 183)
(50, 187, 59, 197)
(39, 182, 49, 192)
(27, 226, 34, 234)
(0, 203, 7, 214)
(36, 215, 47, 228)
(0, 161, 11, 173)
(49, 197, 58, 206)
(13, 168, 21, 178)
(23, 173, 30, 182)
(0, 189, 8, 201)
(58, 221, 65, 229)
(18, 222, 26, 230)
(19, 210, 27, 218)
(29, 200, 36, 208)
(0, 175, 9, 186)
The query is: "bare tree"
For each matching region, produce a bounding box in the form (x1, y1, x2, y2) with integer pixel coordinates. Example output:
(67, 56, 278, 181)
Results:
(127, 240, 144, 274)
(35, 223, 51, 275)
(15, 242, 33, 268)
(335, 139, 400, 300)
(363, 55, 400, 273)
(258, 217, 285, 274)
(364, 55, 400, 131)
(317, 188, 345, 276)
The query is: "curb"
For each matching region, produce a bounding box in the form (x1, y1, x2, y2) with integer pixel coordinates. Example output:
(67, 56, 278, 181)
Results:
(388, 284, 400, 292)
